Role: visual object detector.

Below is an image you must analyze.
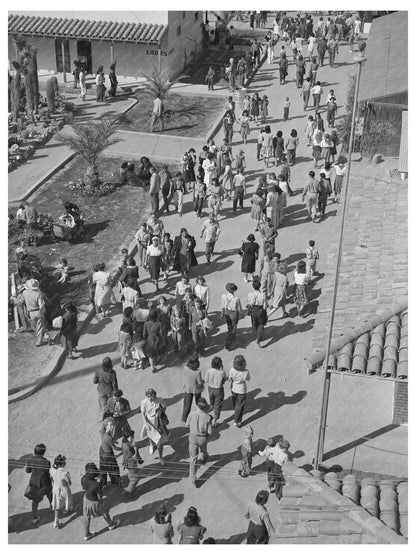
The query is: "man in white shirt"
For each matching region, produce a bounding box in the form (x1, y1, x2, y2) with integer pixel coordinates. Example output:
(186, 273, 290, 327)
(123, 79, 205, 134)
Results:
(150, 95, 164, 132)
(200, 215, 221, 263)
(311, 81, 323, 114)
(233, 168, 247, 212)
(149, 167, 160, 215)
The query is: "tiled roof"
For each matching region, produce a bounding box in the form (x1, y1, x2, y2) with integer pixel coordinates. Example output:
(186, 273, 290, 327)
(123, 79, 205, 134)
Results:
(359, 11, 408, 102)
(311, 171, 408, 357)
(273, 462, 408, 544)
(398, 111, 408, 174)
(8, 14, 167, 44)
(328, 309, 407, 379)
(307, 305, 408, 381)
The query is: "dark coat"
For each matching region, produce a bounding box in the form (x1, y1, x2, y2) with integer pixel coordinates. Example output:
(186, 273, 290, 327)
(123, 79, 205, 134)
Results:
(25, 454, 52, 501)
(172, 234, 198, 272)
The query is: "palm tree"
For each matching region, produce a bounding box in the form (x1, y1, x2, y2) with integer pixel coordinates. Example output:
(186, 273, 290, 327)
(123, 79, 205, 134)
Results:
(140, 66, 187, 104)
(58, 118, 122, 187)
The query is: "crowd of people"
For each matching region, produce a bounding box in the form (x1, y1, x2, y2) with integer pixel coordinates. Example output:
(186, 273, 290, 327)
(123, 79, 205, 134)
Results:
(17, 10, 359, 544)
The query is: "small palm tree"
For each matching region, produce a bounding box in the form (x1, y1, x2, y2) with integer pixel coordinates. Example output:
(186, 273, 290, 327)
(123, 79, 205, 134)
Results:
(140, 66, 187, 104)
(58, 118, 122, 187)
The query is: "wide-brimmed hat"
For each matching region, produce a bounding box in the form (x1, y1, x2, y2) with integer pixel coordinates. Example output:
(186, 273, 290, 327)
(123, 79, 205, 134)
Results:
(226, 282, 238, 293)
(113, 389, 123, 397)
(25, 278, 40, 290)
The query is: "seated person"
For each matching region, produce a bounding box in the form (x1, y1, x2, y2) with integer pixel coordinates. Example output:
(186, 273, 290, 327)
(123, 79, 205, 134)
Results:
(62, 201, 82, 226)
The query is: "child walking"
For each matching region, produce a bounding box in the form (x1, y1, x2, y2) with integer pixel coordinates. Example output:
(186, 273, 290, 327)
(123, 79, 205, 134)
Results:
(258, 438, 280, 493)
(283, 97, 290, 121)
(238, 426, 254, 478)
(260, 95, 269, 124)
(205, 66, 215, 91)
(305, 240, 319, 278)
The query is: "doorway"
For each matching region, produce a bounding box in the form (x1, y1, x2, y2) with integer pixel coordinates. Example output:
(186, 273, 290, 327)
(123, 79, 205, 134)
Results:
(77, 40, 92, 74)
(55, 39, 70, 73)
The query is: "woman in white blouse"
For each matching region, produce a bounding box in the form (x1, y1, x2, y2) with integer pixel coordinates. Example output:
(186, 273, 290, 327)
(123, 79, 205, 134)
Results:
(193, 276, 210, 311)
(293, 260, 310, 317)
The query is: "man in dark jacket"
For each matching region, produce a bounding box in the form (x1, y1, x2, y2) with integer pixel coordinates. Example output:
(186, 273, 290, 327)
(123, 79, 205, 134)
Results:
(172, 228, 198, 275)
(24, 443, 52, 523)
(93, 357, 119, 419)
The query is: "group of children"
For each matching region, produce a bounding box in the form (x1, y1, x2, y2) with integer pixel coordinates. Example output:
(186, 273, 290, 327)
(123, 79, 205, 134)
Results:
(239, 426, 290, 498)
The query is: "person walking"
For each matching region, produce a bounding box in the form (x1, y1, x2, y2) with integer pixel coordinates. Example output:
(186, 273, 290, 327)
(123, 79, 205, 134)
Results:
(93, 263, 115, 318)
(24, 444, 53, 524)
(200, 214, 220, 264)
(172, 228, 198, 275)
(205, 65, 215, 91)
(60, 302, 78, 359)
(285, 129, 299, 166)
(189, 298, 208, 356)
(250, 188, 265, 231)
(150, 94, 164, 132)
(143, 309, 163, 372)
(159, 165, 173, 214)
(186, 397, 213, 487)
(182, 355, 204, 423)
(333, 159, 347, 203)
(193, 176, 207, 219)
(302, 170, 321, 222)
(79, 64, 87, 101)
(293, 260, 310, 316)
(238, 110, 251, 144)
(99, 417, 121, 487)
(220, 282, 243, 350)
(95, 66, 106, 102)
(278, 53, 288, 84)
(81, 462, 120, 541)
(309, 56, 319, 86)
(326, 97, 337, 128)
(295, 55, 306, 88)
(228, 355, 250, 427)
(205, 356, 227, 426)
(135, 223, 150, 268)
(150, 504, 174, 543)
(246, 280, 268, 346)
(50, 455, 73, 528)
(108, 62, 118, 97)
(240, 234, 260, 282)
(177, 507, 207, 543)
(149, 166, 160, 215)
(145, 236, 164, 292)
(104, 389, 132, 439)
(23, 278, 47, 346)
(121, 431, 143, 498)
(301, 77, 311, 110)
(140, 388, 169, 464)
(245, 490, 275, 544)
(311, 80, 323, 115)
(93, 357, 118, 420)
(233, 167, 247, 212)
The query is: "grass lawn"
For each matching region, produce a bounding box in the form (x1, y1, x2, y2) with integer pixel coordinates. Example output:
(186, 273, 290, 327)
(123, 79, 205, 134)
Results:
(117, 93, 225, 138)
(8, 155, 180, 392)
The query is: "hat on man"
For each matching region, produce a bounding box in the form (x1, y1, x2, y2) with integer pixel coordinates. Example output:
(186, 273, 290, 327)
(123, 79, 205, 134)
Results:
(113, 389, 123, 397)
(25, 279, 40, 290)
(226, 282, 238, 293)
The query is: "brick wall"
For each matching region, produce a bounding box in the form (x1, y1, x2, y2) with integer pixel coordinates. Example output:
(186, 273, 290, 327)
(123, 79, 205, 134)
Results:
(393, 382, 408, 424)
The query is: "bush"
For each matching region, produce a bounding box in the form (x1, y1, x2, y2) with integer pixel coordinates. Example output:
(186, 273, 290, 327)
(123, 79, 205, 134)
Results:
(68, 178, 116, 197)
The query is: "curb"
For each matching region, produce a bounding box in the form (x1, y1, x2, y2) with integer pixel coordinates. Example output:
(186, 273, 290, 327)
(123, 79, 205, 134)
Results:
(8, 221, 142, 404)
(9, 151, 77, 205)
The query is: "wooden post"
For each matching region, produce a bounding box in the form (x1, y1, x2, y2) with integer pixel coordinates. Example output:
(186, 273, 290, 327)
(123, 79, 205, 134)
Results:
(110, 43, 114, 63)
(61, 40, 67, 83)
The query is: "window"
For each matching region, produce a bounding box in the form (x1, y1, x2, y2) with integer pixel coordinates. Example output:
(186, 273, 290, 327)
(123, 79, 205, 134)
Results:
(176, 25, 181, 36)
(182, 11, 186, 19)
(194, 11, 199, 22)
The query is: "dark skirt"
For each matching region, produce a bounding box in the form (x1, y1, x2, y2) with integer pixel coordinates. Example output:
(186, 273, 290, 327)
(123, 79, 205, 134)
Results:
(246, 520, 269, 544)
(313, 145, 322, 158)
(144, 333, 162, 358)
(99, 450, 120, 485)
(83, 495, 104, 518)
(60, 331, 78, 350)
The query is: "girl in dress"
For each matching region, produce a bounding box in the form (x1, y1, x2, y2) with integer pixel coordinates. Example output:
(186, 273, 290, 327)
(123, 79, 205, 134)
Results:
(220, 163, 234, 201)
(268, 263, 290, 318)
(93, 262, 115, 317)
(118, 322, 133, 369)
(141, 388, 169, 464)
(293, 260, 310, 317)
(250, 92, 260, 124)
(285, 129, 299, 166)
(145, 236, 164, 292)
(273, 130, 285, 165)
(135, 222, 150, 268)
(262, 125, 274, 168)
(143, 310, 163, 372)
(50, 455, 73, 529)
(260, 95, 269, 123)
(240, 234, 260, 282)
(170, 304, 187, 355)
(238, 110, 251, 144)
(250, 189, 265, 231)
(321, 133, 333, 165)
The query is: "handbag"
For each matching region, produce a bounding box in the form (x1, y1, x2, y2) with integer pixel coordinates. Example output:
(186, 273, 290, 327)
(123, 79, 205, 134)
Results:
(52, 315, 63, 329)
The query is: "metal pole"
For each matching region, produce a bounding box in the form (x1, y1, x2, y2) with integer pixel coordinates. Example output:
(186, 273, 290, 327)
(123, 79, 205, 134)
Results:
(314, 58, 364, 469)
(61, 40, 67, 83)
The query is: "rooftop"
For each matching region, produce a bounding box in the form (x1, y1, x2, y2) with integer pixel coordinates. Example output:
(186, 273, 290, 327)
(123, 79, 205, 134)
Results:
(273, 461, 408, 544)
(8, 13, 167, 44)
(358, 11, 408, 102)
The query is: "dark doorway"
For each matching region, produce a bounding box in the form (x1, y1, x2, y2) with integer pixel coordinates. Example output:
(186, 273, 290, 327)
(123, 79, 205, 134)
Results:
(55, 39, 70, 73)
(77, 40, 92, 74)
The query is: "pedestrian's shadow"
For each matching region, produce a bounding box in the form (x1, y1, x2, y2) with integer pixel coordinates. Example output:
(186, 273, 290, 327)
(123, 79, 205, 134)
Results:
(119, 493, 184, 526)
(8, 454, 31, 475)
(262, 318, 314, 345)
(197, 447, 240, 487)
(79, 341, 118, 358)
(242, 388, 308, 428)
(216, 532, 247, 544)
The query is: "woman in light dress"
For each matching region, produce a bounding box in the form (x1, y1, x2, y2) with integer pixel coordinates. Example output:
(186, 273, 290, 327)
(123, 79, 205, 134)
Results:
(268, 262, 290, 319)
(250, 189, 265, 231)
(238, 110, 251, 144)
(141, 388, 169, 465)
(293, 260, 310, 317)
(265, 184, 280, 228)
(93, 262, 115, 317)
(50, 455, 73, 529)
(220, 162, 234, 200)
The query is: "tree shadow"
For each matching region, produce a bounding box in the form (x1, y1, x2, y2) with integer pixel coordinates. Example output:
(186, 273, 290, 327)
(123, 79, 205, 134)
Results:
(80, 220, 112, 243)
(8, 454, 31, 475)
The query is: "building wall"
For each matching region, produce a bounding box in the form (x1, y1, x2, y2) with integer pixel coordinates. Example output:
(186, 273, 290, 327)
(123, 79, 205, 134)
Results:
(167, 11, 203, 75)
(8, 34, 170, 77)
(393, 382, 408, 425)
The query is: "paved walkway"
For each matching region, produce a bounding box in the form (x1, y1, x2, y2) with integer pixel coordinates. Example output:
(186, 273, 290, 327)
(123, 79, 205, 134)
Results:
(8, 21, 406, 543)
